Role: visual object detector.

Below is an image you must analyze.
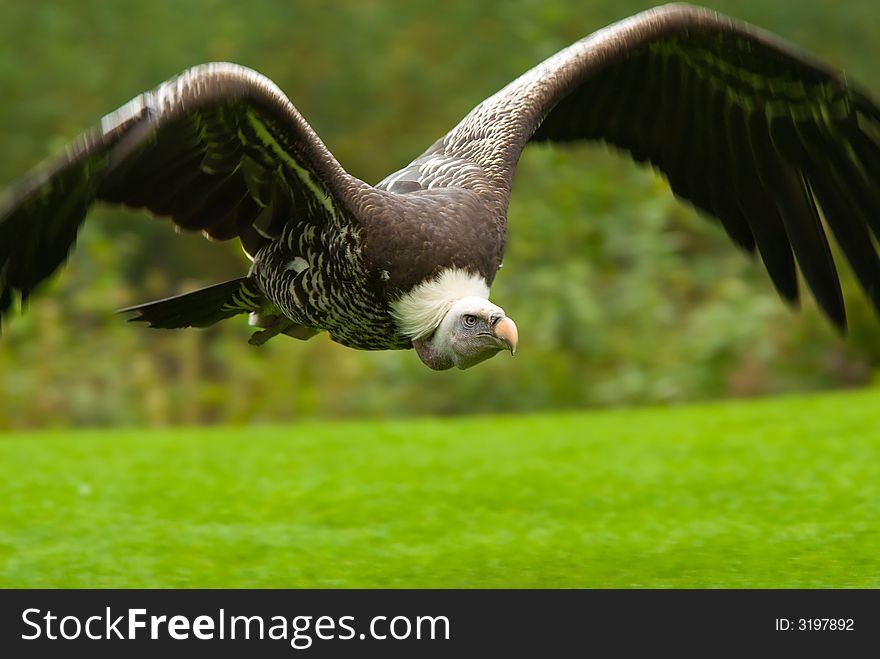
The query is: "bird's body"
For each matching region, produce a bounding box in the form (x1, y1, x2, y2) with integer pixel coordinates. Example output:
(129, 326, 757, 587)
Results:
(246, 185, 502, 352)
(2, 3, 879, 369)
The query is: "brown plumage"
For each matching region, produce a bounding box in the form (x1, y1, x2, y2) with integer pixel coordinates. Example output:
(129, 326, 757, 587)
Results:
(1, 3, 879, 369)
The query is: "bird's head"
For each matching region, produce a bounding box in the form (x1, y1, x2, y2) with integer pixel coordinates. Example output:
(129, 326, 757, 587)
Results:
(412, 296, 518, 370)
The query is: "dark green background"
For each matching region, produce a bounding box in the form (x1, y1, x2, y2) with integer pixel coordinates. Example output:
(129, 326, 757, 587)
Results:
(1, 0, 879, 428)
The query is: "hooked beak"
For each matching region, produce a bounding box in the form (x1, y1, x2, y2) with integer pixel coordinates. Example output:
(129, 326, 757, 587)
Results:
(493, 316, 518, 356)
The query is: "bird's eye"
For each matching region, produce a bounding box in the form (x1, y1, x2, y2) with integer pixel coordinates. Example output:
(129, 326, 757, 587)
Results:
(462, 314, 478, 328)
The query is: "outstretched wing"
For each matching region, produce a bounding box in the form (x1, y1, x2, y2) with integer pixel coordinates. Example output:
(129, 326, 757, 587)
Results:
(0, 62, 364, 321)
(438, 3, 880, 329)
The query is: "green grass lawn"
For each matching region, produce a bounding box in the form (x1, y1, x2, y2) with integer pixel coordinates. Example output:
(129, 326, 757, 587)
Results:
(1, 389, 878, 588)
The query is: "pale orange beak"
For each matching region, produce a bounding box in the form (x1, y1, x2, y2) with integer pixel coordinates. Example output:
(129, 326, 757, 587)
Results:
(493, 316, 519, 356)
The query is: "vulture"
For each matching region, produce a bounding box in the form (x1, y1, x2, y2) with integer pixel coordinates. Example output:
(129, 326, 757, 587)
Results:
(1, 3, 879, 370)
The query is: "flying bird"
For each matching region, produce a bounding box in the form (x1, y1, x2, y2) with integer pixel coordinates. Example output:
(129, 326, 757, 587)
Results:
(1, 3, 879, 370)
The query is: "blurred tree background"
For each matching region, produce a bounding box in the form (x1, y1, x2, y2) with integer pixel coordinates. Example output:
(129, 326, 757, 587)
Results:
(1, 0, 878, 428)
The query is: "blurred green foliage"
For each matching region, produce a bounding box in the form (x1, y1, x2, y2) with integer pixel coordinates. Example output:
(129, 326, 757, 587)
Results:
(1, 0, 878, 428)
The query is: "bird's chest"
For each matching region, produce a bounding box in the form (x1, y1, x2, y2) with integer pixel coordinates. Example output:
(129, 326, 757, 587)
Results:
(358, 187, 507, 295)
(252, 222, 408, 350)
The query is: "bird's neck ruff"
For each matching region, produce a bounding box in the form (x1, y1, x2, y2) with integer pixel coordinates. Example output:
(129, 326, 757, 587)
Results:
(391, 268, 489, 340)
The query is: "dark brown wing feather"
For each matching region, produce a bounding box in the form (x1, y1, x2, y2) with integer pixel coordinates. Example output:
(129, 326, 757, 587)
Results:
(439, 3, 880, 329)
(0, 63, 362, 320)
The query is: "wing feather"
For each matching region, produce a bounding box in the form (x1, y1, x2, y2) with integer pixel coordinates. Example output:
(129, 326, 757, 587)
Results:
(0, 63, 364, 320)
(734, 107, 798, 302)
(692, 84, 756, 254)
(438, 3, 880, 328)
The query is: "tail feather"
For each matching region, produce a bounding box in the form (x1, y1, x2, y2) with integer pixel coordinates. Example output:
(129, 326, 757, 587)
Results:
(121, 277, 264, 328)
